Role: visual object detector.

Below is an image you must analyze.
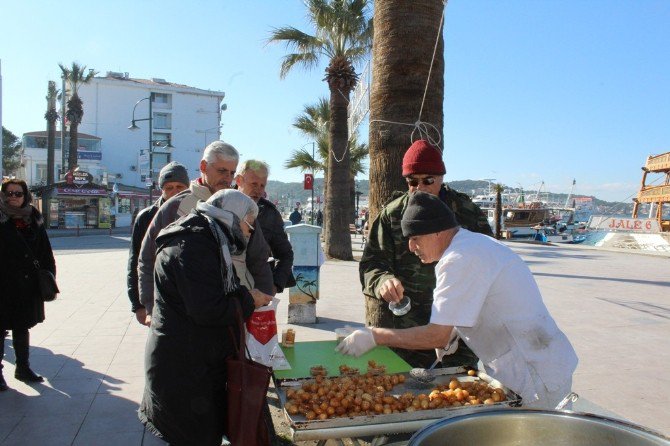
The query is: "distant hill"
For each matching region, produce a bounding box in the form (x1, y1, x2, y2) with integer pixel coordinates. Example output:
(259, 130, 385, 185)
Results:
(266, 178, 633, 214)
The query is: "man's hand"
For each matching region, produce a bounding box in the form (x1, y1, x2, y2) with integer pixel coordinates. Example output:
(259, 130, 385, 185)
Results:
(250, 288, 273, 308)
(335, 328, 377, 357)
(378, 277, 405, 303)
(135, 308, 150, 327)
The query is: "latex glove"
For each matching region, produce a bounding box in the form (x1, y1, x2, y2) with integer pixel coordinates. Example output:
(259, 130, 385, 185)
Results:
(435, 329, 460, 359)
(335, 328, 376, 357)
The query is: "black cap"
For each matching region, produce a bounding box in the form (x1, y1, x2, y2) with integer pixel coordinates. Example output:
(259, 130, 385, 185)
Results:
(401, 191, 458, 237)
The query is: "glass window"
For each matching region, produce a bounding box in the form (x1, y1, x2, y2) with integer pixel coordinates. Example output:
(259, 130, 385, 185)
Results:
(152, 132, 172, 147)
(153, 112, 172, 129)
(152, 93, 172, 109)
(118, 198, 131, 214)
(36, 164, 47, 183)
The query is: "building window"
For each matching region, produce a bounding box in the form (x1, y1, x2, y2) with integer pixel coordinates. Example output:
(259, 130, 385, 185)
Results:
(153, 112, 172, 129)
(152, 93, 172, 109)
(36, 164, 48, 183)
(152, 132, 172, 147)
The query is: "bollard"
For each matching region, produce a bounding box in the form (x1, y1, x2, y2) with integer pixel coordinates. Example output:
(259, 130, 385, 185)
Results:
(285, 224, 323, 324)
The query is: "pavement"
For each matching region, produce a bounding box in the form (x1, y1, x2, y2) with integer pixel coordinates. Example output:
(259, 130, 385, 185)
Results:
(1, 230, 669, 445)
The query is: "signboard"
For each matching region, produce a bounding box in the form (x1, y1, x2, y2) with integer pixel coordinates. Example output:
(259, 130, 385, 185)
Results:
(587, 215, 660, 233)
(98, 197, 112, 229)
(347, 60, 371, 138)
(78, 151, 102, 161)
(57, 187, 108, 196)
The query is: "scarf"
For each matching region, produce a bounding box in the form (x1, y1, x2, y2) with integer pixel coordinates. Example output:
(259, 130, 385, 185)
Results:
(196, 201, 249, 296)
(0, 198, 35, 224)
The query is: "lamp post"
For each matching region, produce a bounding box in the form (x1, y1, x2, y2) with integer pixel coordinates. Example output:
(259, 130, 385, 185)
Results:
(128, 93, 155, 202)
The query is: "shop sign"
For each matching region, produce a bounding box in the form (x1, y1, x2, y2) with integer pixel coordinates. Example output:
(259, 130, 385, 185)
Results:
(78, 151, 102, 160)
(65, 170, 93, 186)
(57, 187, 108, 196)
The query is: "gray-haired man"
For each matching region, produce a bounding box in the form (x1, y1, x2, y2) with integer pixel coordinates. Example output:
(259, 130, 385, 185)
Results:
(137, 141, 274, 322)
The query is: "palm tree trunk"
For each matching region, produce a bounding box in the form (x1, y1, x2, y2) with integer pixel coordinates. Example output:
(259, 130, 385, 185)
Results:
(68, 122, 78, 171)
(368, 0, 446, 222)
(324, 87, 353, 260)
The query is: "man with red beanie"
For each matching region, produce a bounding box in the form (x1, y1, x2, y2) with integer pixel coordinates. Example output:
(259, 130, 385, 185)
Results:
(359, 139, 493, 369)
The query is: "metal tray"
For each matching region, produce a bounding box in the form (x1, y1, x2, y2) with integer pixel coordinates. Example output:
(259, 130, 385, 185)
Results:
(276, 371, 521, 433)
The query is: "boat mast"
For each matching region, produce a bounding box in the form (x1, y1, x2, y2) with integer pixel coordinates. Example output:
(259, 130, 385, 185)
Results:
(564, 179, 576, 209)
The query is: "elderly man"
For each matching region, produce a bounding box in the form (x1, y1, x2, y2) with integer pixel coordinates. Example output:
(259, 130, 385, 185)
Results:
(235, 160, 295, 293)
(339, 192, 578, 410)
(128, 162, 189, 326)
(137, 141, 273, 320)
(360, 139, 493, 368)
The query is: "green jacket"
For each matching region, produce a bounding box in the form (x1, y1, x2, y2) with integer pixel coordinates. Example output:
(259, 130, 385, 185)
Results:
(359, 185, 492, 368)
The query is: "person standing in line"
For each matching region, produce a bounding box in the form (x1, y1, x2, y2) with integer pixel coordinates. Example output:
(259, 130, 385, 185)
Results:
(127, 162, 189, 326)
(137, 141, 274, 319)
(0, 179, 56, 390)
(235, 160, 295, 294)
(139, 190, 272, 445)
(359, 139, 493, 369)
(339, 192, 578, 410)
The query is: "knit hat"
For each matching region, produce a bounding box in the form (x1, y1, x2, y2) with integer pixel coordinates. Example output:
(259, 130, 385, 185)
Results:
(402, 140, 446, 177)
(158, 162, 190, 188)
(401, 191, 458, 237)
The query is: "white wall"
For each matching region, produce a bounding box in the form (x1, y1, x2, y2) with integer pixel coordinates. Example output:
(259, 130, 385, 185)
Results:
(78, 76, 224, 188)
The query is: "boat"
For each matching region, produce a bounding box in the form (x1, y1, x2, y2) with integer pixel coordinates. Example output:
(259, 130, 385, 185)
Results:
(530, 224, 586, 244)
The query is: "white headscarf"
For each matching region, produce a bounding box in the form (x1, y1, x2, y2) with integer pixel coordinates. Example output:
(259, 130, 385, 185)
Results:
(195, 190, 258, 293)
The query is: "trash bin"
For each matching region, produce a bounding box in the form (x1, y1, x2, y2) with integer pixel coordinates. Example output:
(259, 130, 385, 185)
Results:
(285, 224, 324, 324)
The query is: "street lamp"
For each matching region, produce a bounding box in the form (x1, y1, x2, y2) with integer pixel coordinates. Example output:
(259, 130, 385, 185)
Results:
(128, 93, 158, 202)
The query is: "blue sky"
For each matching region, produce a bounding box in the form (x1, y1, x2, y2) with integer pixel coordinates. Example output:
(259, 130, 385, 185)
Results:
(1, 0, 669, 202)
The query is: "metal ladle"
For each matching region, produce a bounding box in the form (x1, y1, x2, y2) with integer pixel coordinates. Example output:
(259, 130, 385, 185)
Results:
(409, 357, 441, 383)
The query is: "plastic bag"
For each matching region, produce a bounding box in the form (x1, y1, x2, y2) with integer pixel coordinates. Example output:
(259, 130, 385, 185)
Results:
(245, 298, 290, 370)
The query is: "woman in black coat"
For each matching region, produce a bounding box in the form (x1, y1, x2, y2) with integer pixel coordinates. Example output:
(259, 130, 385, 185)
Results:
(0, 179, 56, 391)
(139, 189, 272, 446)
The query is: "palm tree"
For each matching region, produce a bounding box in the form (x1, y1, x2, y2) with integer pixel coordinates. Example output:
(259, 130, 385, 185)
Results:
(59, 62, 97, 171)
(268, 0, 373, 260)
(44, 81, 59, 187)
(285, 99, 369, 227)
(367, 0, 446, 221)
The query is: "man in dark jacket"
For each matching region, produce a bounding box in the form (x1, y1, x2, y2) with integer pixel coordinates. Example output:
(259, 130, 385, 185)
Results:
(138, 142, 274, 317)
(360, 139, 493, 368)
(289, 207, 302, 225)
(127, 162, 189, 326)
(236, 160, 295, 293)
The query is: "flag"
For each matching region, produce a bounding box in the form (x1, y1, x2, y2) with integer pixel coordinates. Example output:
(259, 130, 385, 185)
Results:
(304, 173, 314, 190)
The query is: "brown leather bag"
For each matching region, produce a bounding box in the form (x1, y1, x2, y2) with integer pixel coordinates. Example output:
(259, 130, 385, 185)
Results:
(226, 299, 272, 446)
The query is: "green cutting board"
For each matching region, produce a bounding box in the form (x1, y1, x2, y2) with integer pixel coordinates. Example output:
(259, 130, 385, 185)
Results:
(274, 340, 412, 379)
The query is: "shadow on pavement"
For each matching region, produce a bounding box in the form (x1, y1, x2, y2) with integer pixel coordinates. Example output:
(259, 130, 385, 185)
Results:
(0, 339, 161, 445)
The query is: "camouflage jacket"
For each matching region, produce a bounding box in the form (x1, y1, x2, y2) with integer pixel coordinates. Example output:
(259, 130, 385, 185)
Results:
(359, 185, 492, 367)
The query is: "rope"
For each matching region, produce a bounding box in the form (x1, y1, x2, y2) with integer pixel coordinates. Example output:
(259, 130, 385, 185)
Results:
(418, 1, 447, 124)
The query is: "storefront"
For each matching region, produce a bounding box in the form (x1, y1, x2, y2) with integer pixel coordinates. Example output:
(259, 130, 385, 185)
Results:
(34, 170, 112, 229)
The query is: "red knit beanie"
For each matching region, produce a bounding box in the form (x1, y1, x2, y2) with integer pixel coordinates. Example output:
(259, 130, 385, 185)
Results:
(402, 140, 446, 176)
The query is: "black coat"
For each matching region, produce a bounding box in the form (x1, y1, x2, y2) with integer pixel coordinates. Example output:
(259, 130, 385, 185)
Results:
(138, 212, 255, 446)
(0, 208, 56, 330)
(257, 197, 295, 292)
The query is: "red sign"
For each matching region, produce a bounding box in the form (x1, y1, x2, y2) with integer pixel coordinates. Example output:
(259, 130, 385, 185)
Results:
(304, 173, 314, 190)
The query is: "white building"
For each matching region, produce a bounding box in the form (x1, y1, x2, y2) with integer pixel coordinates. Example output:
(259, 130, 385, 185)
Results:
(20, 72, 226, 228)
(78, 71, 226, 188)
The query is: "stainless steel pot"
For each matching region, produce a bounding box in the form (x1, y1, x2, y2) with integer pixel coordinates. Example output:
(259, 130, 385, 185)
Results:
(408, 409, 670, 446)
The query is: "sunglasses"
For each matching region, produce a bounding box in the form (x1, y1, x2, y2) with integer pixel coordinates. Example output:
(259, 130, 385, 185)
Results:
(5, 191, 24, 198)
(405, 177, 437, 187)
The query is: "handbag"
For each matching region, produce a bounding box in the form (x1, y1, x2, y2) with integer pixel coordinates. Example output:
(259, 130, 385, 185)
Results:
(14, 227, 60, 302)
(226, 298, 272, 446)
(36, 265, 59, 302)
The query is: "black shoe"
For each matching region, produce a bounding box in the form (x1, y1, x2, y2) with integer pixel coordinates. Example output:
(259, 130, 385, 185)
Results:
(14, 367, 44, 383)
(0, 374, 8, 391)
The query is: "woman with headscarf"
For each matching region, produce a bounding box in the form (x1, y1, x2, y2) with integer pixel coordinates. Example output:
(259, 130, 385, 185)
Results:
(0, 179, 56, 391)
(139, 189, 273, 446)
